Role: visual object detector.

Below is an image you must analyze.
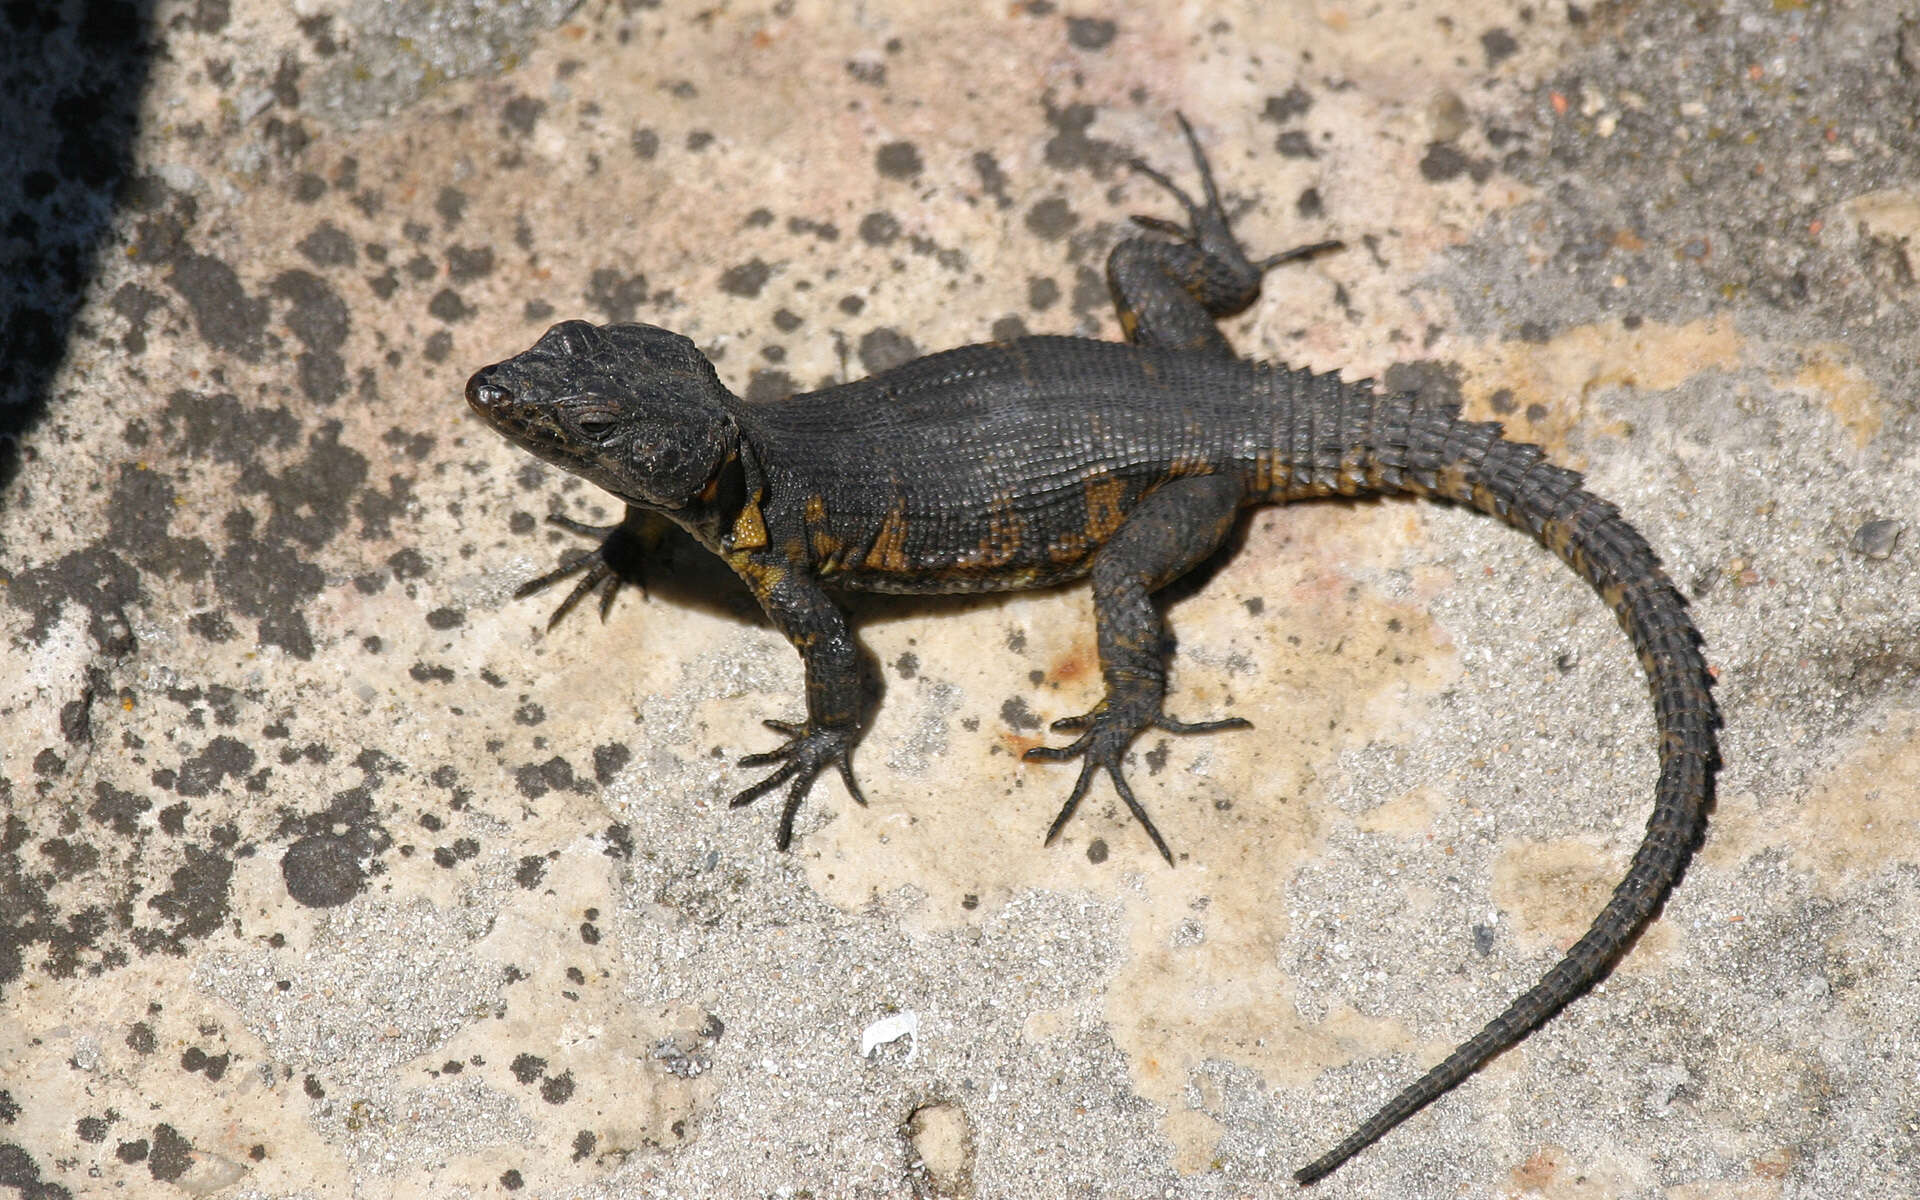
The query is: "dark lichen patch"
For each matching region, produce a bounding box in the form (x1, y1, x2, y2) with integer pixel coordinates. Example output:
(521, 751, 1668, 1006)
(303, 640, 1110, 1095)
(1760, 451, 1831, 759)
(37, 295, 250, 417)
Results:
(600, 824, 634, 861)
(514, 855, 549, 889)
(2, 815, 74, 987)
(1481, 26, 1518, 67)
(38, 838, 100, 881)
(857, 211, 900, 247)
(719, 258, 772, 298)
(1274, 130, 1317, 160)
(296, 221, 356, 267)
(431, 838, 479, 869)
(7, 545, 142, 651)
(108, 282, 165, 353)
(539, 1070, 576, 1104)
(179, 1046, 231, 1081)
(169, 736, 256, 798)
(355, 472, 417, 542)
(500, 95, 546, 136)
(856, 328, 918, 374)
(509, 1054, 547, 1085)
(1381, 359, 1465, 409)
(1419, 141, 1493, 183)
(435, 185, 467, 229)
(1041, 97, 1122, 173)
(584, 269, 648, 323)
(105, 467, 214, 585)
(148, 1124, 192, 1183)
(427, 288, 471, 323)
(972, 150, 1010, 209)
(0, 1143, 66, 1199)
(1065, 16, 1115, 50)
(244, 418, 370, 549)
(591, 743, 630, 785)
(164, 252, 270, 361)
(446, 244, 493, 281)
(90, 783, 151, 838)
(875, 140, 922, 180)
(999, 697, 1041, 731)
(281, 834, 365, 907)
(270, 269, 350, 403)
(1262, 84, 1313, 124)
(212, 509, 327, 660)
(161, 388, 301, 466)
(133, 845, 234, 955)
(513, 757, 585, 799)
(1024, 197, 1077, 241)
(275, 784, 393, 908)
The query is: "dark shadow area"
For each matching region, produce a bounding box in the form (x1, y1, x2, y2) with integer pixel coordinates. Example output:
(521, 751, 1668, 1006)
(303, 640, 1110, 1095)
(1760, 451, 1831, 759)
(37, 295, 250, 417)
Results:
(0, 0, 156, 499)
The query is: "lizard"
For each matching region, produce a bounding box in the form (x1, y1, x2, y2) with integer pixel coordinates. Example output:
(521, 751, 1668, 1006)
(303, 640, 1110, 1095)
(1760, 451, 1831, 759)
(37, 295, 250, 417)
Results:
(464, 115, 1718, 1186)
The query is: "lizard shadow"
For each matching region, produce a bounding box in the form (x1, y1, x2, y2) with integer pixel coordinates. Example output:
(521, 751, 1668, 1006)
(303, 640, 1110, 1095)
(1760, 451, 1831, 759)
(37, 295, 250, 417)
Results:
(623, 501, 1325, 733)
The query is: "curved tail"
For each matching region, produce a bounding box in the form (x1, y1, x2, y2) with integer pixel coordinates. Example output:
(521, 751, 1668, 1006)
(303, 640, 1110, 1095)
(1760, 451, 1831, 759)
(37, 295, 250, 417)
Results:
(1275, 378, 1720, 1185)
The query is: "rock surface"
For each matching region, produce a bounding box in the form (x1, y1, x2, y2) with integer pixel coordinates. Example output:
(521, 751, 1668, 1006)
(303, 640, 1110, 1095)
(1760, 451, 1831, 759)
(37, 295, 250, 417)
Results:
(3, 2, 1917, 1197)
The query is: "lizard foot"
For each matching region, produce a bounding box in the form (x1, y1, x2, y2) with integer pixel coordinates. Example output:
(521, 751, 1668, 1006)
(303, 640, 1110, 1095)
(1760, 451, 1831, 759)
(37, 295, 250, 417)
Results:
(1128, 113, 1343, 280)
(730, 720, 867, 850)
(513, 511, 660, 630)
(1024, 703, 1250, 866)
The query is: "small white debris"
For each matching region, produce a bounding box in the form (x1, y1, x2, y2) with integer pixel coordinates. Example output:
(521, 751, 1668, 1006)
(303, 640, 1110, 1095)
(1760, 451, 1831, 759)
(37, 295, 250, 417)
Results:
(860, 1011, 919, 1062)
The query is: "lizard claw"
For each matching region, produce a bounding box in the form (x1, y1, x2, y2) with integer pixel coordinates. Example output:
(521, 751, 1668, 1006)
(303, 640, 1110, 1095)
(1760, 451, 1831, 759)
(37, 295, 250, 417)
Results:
(1128, 111, 1343, 283)
(1035, 739, 1176, 867)
(513, 511, 659, 629)
(730, 722, 865, 849)
(1154, 713, 1251, 735)
(1024, 701, 1251, 865)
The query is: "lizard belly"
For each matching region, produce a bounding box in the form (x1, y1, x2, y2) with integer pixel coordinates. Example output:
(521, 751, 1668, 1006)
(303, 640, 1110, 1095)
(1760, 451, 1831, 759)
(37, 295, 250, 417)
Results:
(800, 471, 1149, 594)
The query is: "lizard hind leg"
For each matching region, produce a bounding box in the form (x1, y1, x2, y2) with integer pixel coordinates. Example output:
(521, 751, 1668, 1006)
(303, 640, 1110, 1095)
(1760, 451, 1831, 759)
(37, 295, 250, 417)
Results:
(1108, 113, 1341, 354)
(1023, 474, 1251, 864)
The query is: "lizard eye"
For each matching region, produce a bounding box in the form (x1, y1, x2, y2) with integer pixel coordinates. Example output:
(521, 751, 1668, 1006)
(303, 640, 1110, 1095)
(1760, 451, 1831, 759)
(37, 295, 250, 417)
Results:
(574, 412, 617, 438)
(566, 399, 621, 440)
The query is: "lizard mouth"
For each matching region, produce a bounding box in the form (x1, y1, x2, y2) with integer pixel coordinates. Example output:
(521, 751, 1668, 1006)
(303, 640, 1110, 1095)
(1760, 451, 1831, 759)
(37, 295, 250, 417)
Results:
(464, 369, 575, 467)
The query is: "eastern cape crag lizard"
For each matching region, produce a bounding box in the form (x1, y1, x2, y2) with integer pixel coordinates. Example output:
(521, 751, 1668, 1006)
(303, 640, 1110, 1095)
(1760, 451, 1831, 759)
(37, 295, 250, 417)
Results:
(465, 116, 1719, 1185)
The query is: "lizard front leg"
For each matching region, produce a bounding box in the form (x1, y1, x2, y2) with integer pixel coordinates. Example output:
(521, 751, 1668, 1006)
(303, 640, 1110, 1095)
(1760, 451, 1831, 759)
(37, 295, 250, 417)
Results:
(1025, 473, 1249, 864)
(726, 551, 869, 849)
(514, 505, 672, 629)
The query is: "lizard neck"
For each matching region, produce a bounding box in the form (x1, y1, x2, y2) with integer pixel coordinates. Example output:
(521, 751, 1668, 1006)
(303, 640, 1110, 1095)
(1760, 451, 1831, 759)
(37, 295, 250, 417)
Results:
(662, 432, 768, 558)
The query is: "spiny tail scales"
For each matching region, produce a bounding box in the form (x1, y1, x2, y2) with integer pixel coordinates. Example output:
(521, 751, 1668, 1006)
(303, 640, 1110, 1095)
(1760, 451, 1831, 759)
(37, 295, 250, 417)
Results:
(1263, 367, 1719, 1185)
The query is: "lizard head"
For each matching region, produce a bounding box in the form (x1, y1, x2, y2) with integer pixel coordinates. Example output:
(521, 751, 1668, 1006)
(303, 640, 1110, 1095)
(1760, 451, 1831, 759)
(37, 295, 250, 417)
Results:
(466, 320, 739, 510)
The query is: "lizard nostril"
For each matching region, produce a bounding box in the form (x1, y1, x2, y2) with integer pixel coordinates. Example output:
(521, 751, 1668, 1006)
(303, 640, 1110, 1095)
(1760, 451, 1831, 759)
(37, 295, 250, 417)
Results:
(466, 375, 512, 411)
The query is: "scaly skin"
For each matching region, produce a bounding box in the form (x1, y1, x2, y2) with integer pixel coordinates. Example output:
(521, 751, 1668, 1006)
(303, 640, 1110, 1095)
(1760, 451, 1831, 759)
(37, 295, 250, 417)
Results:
(466, 115, 1718, 1186)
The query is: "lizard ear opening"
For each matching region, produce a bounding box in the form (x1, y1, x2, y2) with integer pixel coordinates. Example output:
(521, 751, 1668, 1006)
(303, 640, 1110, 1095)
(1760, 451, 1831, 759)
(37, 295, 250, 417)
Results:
(626, 409, 739, 509)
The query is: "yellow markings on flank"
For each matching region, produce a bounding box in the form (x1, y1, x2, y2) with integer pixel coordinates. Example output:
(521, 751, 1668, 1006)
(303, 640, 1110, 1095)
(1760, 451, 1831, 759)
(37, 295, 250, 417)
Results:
(727, 496, 768, 551)
(866, 500, 913, 573)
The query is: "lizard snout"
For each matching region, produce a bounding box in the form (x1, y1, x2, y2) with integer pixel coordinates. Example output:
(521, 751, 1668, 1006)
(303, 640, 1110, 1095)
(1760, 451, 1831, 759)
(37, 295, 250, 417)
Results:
(465, 370, 513, 416)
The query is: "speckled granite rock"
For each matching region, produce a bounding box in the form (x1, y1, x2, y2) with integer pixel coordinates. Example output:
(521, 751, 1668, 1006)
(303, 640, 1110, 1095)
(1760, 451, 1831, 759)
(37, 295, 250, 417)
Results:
(3, 2, 1917, 1197)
